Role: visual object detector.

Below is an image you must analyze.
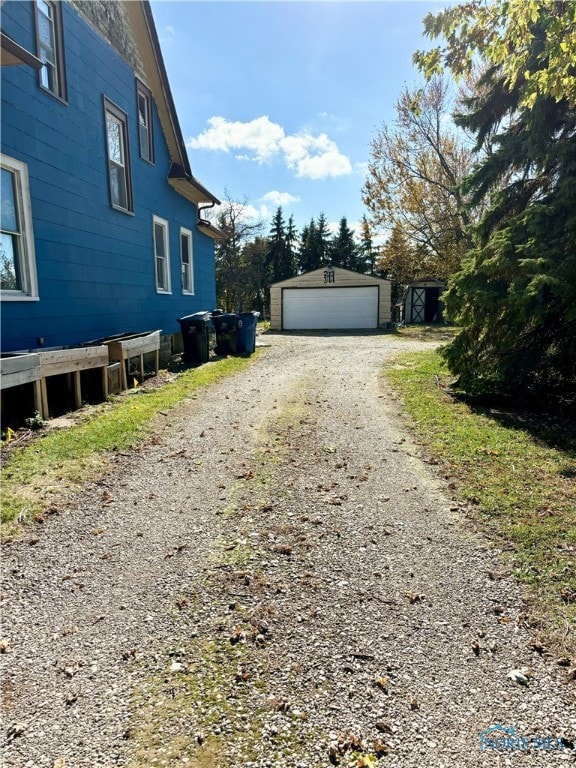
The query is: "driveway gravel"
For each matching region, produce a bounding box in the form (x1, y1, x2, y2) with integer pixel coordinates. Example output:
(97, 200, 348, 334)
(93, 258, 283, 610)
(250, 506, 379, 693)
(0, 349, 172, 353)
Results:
(2, 332, 575, 768)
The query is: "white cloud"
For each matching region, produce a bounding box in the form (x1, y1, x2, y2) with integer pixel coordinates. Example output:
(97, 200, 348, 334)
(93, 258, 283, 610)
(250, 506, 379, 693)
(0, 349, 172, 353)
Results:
(165, 25, 175, 36)
(261, 190, 300, 206)
(186, 116, 352, 180)
(187, 116, 284, 163)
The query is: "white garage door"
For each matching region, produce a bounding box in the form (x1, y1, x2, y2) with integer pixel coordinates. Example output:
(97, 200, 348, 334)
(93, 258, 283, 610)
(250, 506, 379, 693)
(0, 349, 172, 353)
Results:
(283, 286, 379, 329)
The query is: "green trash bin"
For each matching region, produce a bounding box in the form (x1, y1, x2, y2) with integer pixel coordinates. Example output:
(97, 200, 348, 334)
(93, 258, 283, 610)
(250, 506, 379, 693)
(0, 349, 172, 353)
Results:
(178, 312, 213, 364)
(236, 311, 260, 354)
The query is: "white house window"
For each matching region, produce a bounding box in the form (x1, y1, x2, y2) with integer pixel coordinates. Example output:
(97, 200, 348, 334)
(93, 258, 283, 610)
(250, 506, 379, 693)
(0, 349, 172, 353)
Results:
(153, 216, 171, 293)
(137, 81, 154, 163)
(0, 155, 39, 301)
(180, 228, 194, 294)
(35, 0, 66, 101)
(104, 99, 133, 213)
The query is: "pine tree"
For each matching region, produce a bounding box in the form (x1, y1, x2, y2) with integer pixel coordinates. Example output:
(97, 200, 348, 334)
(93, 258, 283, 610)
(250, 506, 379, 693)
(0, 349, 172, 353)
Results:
(330, 217, 358, 271)
(418, 2, 576, 400)
(298, 219, 319, 273)
(358, 216, 377, 275)
(266, 207, 296, 283)
(314, 213, 332, 267)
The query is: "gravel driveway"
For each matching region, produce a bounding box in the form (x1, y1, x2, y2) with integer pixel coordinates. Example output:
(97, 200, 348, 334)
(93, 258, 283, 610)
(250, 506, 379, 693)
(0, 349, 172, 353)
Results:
(2, 332, 575, 768)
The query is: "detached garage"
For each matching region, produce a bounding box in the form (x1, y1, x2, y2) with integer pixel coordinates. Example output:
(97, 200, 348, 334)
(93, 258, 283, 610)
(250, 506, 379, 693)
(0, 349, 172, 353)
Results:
(270, 267, 391, 330)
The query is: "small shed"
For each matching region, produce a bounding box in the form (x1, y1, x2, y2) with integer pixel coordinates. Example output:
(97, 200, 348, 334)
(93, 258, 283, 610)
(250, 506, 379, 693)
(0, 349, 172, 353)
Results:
(270, 267, 391, 330)
(402, 278, 445, 324)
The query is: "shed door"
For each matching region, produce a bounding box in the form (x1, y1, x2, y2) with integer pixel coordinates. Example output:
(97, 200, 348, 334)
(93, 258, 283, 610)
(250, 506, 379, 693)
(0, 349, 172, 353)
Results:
(282, 287, 378, 329)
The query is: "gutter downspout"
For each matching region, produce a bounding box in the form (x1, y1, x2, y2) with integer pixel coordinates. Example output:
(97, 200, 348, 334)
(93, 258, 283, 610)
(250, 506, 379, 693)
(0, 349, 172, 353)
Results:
(198, 201, 216, 225)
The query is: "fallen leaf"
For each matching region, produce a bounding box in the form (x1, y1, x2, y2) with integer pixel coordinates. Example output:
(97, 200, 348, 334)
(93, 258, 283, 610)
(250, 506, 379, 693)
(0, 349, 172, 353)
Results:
(373, 738, 390, 757)
(375, 676, 389, 692)
(356, 755, 377, 768)
(565, 668, 576, 683)
(6, 722, 26, 740)
(404, 591, 423, 604)
(65, 690, 78, 705)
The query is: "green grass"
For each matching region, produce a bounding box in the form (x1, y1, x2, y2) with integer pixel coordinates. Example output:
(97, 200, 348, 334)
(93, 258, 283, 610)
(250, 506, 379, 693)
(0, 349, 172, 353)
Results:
(1, 354, 261, 532)
(386, 349, 576, 655)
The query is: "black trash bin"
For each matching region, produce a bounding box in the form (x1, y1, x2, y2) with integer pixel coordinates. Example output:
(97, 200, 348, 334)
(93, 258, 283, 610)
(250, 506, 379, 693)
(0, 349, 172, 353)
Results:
(236, 311, 260, 354)
(211, 312, 239, 356)
(178, 312, 213, 364)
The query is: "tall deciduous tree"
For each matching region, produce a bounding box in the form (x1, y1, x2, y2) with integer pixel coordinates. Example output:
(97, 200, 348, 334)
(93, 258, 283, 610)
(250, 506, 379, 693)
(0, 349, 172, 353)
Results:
(377, 225, 421, 288)
(416, 0, 576, 400)
(362, 77, 473, 281)
(214, 192, 263, 312)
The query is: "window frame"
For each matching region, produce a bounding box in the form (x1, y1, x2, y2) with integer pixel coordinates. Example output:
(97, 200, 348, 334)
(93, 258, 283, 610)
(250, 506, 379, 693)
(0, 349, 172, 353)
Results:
(136, 80, 154, 164)
(104, 97, 134, 214)
(0, 154, 39, 302)
(153, 215, 171, 294)
(34, 0, 67, 103)
(180, 227, 194, 295)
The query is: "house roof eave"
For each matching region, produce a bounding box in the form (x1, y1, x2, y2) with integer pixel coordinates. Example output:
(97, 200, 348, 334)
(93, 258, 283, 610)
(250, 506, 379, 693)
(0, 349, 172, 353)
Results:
(124, 2, 220, 206)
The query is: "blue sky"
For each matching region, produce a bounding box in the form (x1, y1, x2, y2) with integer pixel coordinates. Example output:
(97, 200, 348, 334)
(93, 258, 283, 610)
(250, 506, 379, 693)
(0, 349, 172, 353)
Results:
(150, 1, 449, 239)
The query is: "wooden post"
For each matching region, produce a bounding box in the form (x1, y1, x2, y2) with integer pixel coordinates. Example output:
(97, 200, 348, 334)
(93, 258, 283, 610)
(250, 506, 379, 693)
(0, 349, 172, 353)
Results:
(40, 378, 49, 420)
(73, 370, 82, 410)
(32, 379, 43, 417)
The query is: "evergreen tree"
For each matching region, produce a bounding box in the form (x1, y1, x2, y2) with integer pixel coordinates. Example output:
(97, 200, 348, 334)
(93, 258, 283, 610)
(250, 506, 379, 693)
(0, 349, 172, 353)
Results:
(314, 213, 332, 267)
(417, 1, 576, 400)
(298, 219, 320, 273)
(266, 207, 296, 283)
(330, 217, 358, 271)
(358, 215, 377, 275)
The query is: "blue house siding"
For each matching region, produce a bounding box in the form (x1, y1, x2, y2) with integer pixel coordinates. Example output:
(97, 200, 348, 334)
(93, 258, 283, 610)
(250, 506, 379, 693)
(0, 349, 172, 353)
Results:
(1, 1, 217, 352)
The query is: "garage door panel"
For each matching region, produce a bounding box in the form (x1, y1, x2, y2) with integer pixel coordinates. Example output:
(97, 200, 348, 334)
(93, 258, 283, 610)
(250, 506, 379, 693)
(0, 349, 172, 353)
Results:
(283, 287, 378, 329)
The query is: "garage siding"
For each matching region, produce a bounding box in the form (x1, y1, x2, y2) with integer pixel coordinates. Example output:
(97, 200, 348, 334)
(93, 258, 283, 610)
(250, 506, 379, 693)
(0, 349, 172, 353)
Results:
(270, 267, 391, 330)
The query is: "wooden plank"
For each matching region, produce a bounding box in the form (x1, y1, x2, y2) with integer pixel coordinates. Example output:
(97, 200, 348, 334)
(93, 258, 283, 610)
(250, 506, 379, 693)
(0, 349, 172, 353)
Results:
(0, 367, 43, 389)
(1, 353, 41, 377)
(105, 331, 161, 361)
(39, 346, 108, 378)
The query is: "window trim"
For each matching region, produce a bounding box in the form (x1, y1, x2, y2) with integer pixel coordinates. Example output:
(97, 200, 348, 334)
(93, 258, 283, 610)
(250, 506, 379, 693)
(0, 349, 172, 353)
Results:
(180, 227, 194, 295)
(136, 80, 154, 164)
(153, 215, 171, 294)
(0, 154, 39, 302)
(34, 0, 67, 103)
(104, 97, 134, 214)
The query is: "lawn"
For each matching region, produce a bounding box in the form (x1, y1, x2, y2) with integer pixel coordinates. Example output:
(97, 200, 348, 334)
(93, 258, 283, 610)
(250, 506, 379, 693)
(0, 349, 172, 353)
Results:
(386, 349, 576, 656)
